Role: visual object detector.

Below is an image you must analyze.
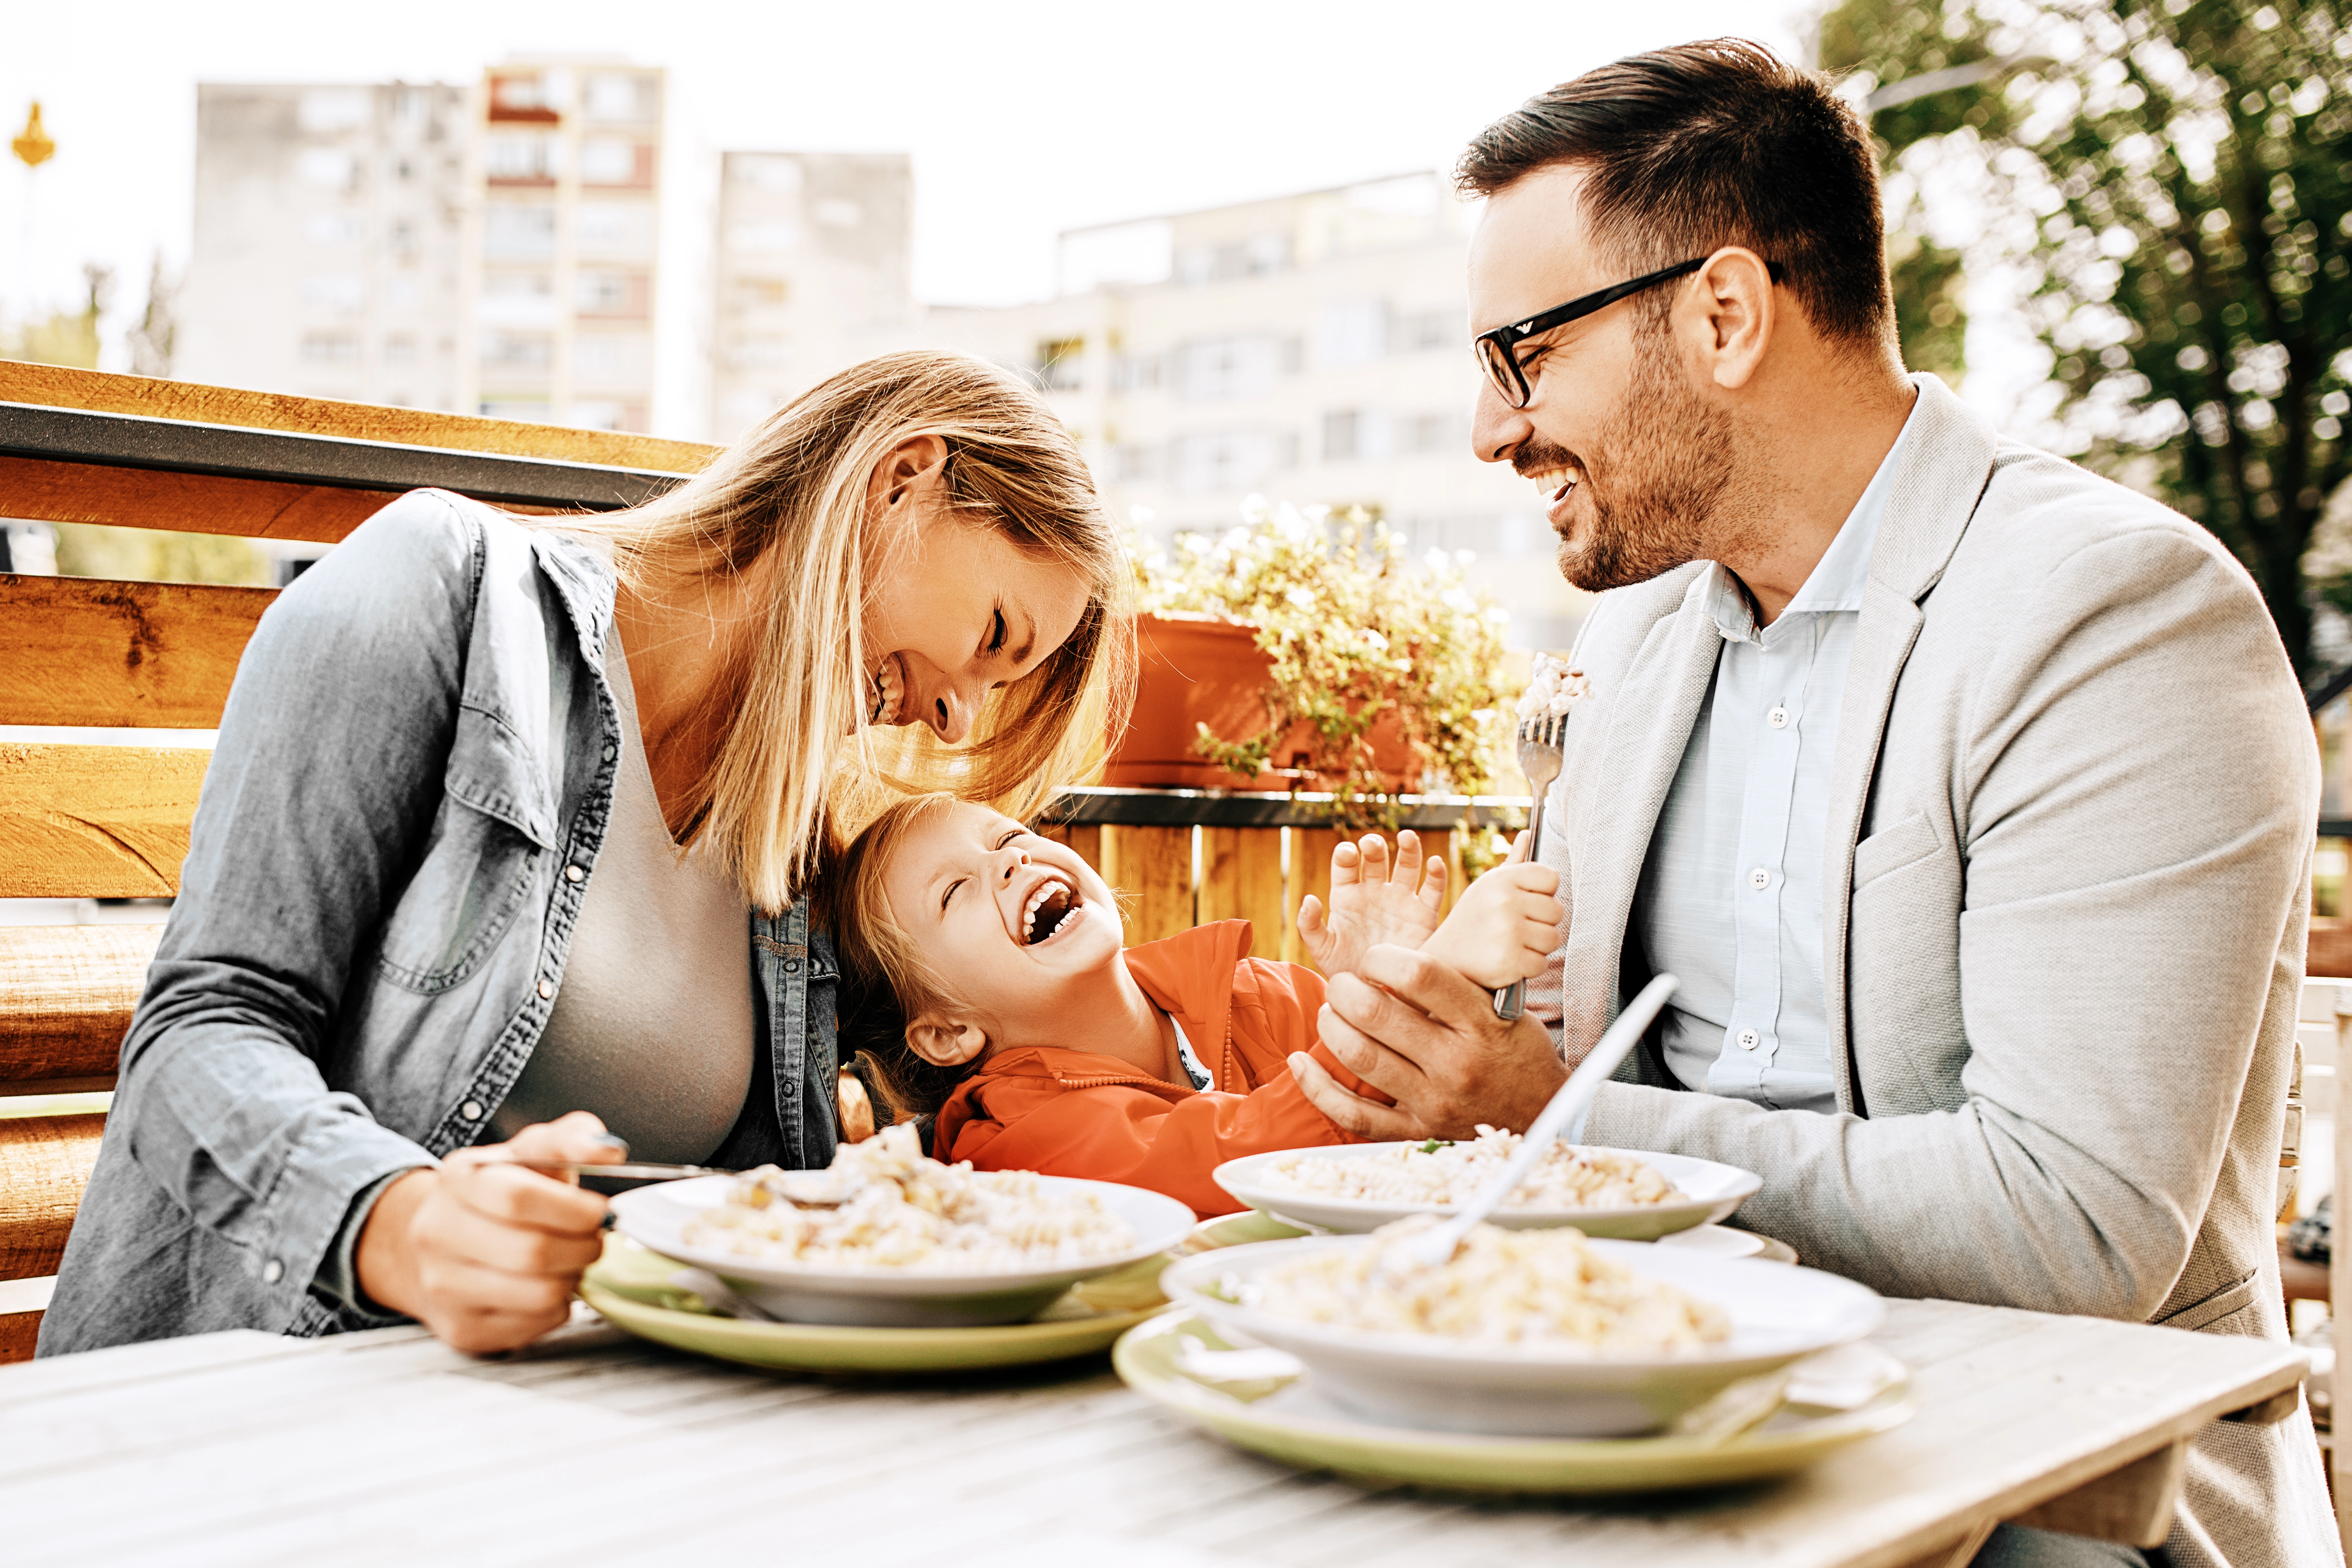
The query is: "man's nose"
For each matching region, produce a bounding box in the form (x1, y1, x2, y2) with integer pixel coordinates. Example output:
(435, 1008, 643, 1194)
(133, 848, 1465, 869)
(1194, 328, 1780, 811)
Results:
(1470, 376, 1532, 466)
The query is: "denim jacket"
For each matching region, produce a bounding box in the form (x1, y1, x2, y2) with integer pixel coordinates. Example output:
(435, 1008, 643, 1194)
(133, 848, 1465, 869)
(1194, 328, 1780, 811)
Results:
(40, 490, 839, 1354)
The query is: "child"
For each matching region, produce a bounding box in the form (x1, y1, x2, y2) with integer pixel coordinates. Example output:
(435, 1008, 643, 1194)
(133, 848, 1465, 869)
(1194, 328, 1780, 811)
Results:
(825, 794, 1562, 1216)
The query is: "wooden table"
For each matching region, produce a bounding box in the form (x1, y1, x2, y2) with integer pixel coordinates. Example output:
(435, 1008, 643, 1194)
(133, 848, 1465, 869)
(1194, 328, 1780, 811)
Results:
(0, 1298, 2303, 1568)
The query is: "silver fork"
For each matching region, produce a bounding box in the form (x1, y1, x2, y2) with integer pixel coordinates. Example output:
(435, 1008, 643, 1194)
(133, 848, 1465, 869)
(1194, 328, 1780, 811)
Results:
(1494, 711, 1567, 1021)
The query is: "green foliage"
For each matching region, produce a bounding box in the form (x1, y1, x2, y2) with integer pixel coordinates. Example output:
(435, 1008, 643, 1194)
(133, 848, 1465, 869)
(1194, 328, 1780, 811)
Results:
(1131, 500, 1520, 825)
(50, 523, 273, 587)
(1889, 230, 1972, 378)
(1822, 0, 2352, 681)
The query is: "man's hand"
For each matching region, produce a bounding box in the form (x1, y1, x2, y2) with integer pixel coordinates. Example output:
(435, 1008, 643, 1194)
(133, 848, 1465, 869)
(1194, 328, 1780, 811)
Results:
(355, 1110, 615, 1355)
(1422, 832, 1563, 989)
(1296, 830, 1448, 977)
(1289, 942, 1567, 1140)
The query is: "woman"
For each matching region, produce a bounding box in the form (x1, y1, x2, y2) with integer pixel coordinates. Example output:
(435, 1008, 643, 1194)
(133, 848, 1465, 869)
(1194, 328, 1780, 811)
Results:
(41, 351, 1128, 1358)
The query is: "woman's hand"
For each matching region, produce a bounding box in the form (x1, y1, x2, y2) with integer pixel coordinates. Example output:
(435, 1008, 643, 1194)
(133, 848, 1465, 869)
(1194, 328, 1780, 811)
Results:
(1295, 830, 1448, 978)
(355, 1111, 616, 1355)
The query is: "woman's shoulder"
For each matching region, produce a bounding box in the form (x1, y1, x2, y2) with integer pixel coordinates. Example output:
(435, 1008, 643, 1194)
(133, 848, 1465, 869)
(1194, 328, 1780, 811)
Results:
(285, 489, 491, 615)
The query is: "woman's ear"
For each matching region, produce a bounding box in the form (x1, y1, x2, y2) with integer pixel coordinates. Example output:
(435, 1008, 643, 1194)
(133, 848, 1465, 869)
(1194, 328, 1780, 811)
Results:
(869, 433, 950, 512)
(905, 1010, 988, 1068)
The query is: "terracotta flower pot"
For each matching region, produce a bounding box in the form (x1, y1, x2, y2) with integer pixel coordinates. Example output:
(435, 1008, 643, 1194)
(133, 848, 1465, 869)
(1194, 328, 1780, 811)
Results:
(1103, 613, 1419, 792)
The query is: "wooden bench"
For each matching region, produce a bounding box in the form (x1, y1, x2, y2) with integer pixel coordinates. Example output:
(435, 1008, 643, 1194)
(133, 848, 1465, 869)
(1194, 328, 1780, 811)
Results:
(0, 362, 716, 1360)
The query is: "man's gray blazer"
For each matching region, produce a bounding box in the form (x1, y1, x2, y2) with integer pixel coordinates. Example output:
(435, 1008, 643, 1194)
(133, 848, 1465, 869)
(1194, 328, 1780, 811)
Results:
(1529, 375, 2336, 1567)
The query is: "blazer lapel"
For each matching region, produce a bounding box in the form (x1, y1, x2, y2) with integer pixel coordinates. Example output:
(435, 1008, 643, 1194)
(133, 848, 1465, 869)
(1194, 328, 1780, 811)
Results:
(1820, 376, 2001, 1111)
(1558, 576, 1724, 1060)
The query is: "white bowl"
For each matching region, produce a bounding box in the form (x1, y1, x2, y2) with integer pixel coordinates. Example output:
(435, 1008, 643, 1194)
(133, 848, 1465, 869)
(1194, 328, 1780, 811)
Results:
(1213, 1143, 1762, 1239)
(1159, 1236, 1883, 1437)
(611, 1174, 1195, 1327)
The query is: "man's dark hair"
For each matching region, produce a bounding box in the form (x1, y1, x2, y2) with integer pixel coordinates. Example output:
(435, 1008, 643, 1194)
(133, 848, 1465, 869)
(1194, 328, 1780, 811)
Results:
(1458, 39, 1891, 348)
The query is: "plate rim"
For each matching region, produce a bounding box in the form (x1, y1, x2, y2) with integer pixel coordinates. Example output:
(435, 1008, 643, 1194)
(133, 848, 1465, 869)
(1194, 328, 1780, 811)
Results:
(1112, 1308, 1916, 1488)
(1211, 1143, 1762, 1230)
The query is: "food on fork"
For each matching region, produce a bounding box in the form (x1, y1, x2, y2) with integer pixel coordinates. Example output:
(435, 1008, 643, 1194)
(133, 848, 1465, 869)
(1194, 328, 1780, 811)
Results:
(1253, 1126, 1682, 1210)
(1516, 652, 1589, 719)
(682, 1123, 1139, 1272)
(1246, 1216, 1731, 1352)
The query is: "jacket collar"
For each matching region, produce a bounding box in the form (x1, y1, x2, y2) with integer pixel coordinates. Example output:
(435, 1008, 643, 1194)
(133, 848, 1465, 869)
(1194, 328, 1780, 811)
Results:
(528, 528, 621, 672)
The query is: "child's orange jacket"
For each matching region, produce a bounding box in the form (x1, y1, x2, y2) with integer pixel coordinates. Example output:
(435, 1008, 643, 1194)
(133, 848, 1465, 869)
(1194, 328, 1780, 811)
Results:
(930, 920, 1373, 1217)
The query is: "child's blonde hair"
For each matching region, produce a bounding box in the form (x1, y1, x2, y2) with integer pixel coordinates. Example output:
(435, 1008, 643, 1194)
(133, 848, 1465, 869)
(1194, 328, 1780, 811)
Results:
(554, 351, 1132, 913)
(825, 792, 981, 1122)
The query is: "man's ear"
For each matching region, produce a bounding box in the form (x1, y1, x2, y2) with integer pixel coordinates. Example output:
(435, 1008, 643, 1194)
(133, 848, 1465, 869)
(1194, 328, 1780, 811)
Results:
(905, 1010, 989, 1068)
(1685, 246, 1776, 392)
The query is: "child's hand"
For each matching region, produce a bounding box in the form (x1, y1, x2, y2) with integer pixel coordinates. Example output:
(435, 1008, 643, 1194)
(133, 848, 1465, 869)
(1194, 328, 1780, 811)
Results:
(1297, 830, 1448, 976)
(1422, 832, 1564, 989)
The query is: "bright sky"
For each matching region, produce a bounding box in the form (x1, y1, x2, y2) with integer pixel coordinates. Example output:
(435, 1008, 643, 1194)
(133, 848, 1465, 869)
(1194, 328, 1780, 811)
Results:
(3, 0, 1808, 337)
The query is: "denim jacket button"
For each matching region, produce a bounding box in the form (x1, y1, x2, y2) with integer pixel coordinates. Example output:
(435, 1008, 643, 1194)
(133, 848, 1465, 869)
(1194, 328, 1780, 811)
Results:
(564, 864, 585, 883)
(602, 742, 618, 763)
(538, 979, 555, 1000)
(262, 1259, 284, 1285)
(459, 1099, 483, 1121)
(784, 958, 800, 974)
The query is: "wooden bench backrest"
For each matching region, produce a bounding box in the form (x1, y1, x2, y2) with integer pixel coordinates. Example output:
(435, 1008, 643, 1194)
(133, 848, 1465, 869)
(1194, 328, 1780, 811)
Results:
(0, 363, 714, 1357)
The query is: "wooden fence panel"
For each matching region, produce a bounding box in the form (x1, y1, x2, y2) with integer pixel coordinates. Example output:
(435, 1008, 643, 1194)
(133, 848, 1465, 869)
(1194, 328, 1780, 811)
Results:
(1198, 827, 1285, 960)
(0, 457, 390, 544)
(1099, 825, 1194, 948)
(0, 576, 268, 729)
(0, 926, 157, 1093)
(1282, 828, 1342, 971)
(0, 1113, 105, 1282)
(0, 744, 208, 898)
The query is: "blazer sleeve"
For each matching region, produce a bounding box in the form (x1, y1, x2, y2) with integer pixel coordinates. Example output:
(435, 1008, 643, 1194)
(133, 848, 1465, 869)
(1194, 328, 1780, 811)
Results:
(97, 492, 481, 1321)
(1582, 524, 2316, 1321)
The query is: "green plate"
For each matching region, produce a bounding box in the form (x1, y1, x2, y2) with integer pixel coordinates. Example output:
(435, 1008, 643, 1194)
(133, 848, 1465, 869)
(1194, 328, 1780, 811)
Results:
(1113, 1311, 1914, 1494)
(1181, 1210, 1313, 1252)
(582, 1235, 1172, 1373)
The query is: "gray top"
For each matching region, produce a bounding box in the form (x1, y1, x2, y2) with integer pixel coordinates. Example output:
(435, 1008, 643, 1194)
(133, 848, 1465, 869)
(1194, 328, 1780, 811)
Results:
(492, 630, 755, 1163)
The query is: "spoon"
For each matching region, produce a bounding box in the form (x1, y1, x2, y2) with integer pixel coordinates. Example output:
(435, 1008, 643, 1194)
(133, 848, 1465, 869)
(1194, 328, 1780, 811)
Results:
(1379, 973, 1678, 1276)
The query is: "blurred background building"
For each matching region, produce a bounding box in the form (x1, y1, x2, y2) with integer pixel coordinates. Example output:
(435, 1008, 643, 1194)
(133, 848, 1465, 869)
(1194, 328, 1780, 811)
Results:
(178, 81, 472, 410)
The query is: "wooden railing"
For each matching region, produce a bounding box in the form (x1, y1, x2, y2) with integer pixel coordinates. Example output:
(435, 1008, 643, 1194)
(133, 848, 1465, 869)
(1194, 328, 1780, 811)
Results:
(0, 362, 716, 1360)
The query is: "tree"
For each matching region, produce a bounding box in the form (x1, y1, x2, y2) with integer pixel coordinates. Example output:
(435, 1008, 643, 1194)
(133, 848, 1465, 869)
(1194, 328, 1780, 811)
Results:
(1821, 0, 2352, 684)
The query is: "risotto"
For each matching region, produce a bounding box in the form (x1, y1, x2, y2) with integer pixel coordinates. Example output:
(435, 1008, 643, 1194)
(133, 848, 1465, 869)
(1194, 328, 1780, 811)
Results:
(1248, 1217, 1732, 1353)
(682, 1124, 1138, 1272)
(1517, 653, 1589, 720)
(1254, 1126, 1682, 1210)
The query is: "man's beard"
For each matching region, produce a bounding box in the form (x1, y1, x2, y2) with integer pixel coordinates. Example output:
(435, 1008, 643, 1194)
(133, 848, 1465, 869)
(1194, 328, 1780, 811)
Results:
(1529, 341, 1736, 594)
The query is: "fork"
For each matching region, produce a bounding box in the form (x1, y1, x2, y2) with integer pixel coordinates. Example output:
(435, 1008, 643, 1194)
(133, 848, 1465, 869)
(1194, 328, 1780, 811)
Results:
(1494, 710, 1567, 1021)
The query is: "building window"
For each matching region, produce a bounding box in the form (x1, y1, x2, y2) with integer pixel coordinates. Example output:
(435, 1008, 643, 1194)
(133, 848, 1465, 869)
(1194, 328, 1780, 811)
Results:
(1315, 299, 1389, 367)
(1170, 431, 1282, 495)
(1323, 410, 1359, 462)
(580, 137, 648, 188)
(484, 204, 558, 259)
(302, 212, 363, 246)
(1173, 335, 1281, 401)
(1401, 413, 1458, 454)
(1397, 310, 1455, 353)
(1115, 443, 1157, 483)
(486, 133, 559, 184)
(488, 73, 560, 124)
(383, 334, 419, 366)
(300, 332, 360, 365)
(584, 73, 657, 123)
(301, 274, 365, 312)
(576, 270, 647, 316)
(1036, 336, 1083, 392)
(295, 148, 358, 192)
(729, 277, 789, 310)
(481, 331, 553, 370)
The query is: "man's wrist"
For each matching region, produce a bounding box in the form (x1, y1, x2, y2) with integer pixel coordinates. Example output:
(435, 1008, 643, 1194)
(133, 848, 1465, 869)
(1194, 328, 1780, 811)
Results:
(353, 1168, 435, 1321)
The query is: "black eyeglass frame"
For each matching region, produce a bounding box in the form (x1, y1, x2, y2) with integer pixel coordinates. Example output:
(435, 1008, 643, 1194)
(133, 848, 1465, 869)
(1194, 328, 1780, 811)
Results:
(1474, 255, 1789, 409)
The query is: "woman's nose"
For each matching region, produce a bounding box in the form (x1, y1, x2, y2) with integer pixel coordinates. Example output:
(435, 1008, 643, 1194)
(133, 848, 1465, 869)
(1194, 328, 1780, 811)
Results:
(929, 674, 992, 744)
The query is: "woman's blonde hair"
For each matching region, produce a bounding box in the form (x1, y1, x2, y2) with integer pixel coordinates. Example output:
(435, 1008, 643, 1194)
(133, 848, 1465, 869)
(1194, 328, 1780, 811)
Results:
(558, 351, 1131, 912)
(823, 792, 979, 1122)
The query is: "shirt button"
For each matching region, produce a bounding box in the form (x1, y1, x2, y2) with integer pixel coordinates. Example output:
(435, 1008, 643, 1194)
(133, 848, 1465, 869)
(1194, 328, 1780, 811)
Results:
(784, 958, 800, 974)
(262, 1258, 284, 1285)
(602, 742, 618, 763)
(538, 979, 555, 1000)
(459, 1099, 483, 1122)
(1737, 1028, 1760, 1051)
(564, 864, 585, 883)
(1748, 866, 1772, 890)
(1767, 706, 1789, 729)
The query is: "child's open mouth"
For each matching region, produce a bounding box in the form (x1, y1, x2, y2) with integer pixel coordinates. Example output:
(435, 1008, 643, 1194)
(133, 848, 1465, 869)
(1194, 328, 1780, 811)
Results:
(1021, 875, 1081, 946)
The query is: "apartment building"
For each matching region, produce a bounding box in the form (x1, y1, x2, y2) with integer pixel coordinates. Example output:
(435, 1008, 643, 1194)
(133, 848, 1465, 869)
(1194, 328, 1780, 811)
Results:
(178, 82, 472, 410)
(709, 152, 917, 444)
(466, 59, 665, 433)
(923, 174, 1587, 651)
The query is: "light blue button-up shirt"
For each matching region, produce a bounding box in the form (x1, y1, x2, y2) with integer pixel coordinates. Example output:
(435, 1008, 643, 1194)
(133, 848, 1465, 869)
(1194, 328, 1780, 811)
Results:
(1635, 411, 1914, 1115)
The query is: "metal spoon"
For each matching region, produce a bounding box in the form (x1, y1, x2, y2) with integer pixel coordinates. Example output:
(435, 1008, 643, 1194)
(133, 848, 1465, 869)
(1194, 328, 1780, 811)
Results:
(1380, 973, 1678, 1275)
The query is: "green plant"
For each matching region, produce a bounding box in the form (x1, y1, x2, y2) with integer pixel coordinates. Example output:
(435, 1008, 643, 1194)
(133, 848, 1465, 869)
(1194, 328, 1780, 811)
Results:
(1130, 500, 1521, 825)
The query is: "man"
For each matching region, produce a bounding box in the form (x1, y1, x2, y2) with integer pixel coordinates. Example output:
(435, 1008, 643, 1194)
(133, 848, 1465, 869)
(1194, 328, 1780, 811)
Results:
(1287, 39, 2334, 1568)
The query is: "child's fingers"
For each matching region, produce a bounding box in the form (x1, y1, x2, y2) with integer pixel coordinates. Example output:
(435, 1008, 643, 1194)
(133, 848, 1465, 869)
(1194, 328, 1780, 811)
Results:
(1505, 830, 1532, 865)
(1393, 830, 1421, 886)
(1357, 833, 1392, 885)
(1419, 856, 1448, 909)
(1298, 895, 1327, 940)
(1500, 862, 1561, 895)
(1328, 841, 1361, 887)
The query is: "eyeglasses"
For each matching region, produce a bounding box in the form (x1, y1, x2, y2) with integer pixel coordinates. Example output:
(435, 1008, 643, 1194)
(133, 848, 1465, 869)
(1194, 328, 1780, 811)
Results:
(1473, 256, 1788, 409)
